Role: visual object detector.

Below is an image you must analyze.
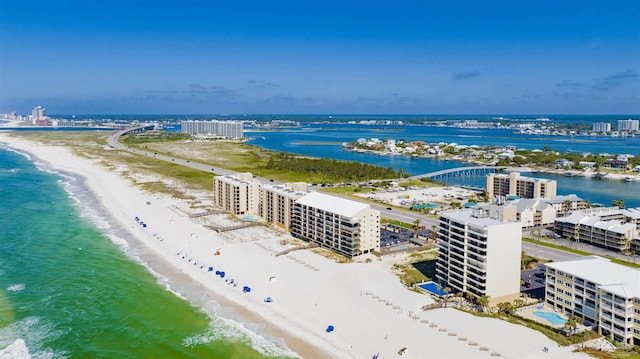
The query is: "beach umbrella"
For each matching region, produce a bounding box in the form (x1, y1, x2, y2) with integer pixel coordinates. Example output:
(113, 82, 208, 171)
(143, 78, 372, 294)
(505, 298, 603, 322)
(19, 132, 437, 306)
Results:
(326, 325, 334, 333)
(208, 267, 213, 272)
(265, 297, 272, 303)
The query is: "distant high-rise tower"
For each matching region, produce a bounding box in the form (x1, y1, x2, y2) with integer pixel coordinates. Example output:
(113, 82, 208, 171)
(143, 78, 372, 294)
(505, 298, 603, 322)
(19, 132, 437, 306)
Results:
(617, 119, 639, 132)
(592, 122, 611, 132)
(32, 106, 45, 121)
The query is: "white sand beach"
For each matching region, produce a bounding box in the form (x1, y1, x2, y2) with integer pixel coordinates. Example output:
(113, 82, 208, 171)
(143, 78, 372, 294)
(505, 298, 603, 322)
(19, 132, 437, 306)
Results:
(0, 133, 590, 359)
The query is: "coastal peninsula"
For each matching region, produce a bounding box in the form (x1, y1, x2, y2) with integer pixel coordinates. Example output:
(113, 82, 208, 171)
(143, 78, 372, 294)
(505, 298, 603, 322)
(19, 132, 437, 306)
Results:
(0, 131, 587, 359)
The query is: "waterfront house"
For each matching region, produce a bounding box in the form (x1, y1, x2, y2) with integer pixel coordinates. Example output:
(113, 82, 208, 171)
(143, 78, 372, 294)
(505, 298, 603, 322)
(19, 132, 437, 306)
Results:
(554, 158, 574, 168)
(602, 159, 630, 171)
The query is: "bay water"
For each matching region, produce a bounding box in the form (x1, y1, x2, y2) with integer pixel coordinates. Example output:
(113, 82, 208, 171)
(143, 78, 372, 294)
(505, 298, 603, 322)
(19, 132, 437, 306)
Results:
(245, 123, 640, 207)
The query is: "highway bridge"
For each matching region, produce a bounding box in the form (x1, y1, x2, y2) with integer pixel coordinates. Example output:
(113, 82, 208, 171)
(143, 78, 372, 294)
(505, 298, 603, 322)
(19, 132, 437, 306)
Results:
(410, 166, 508, 181)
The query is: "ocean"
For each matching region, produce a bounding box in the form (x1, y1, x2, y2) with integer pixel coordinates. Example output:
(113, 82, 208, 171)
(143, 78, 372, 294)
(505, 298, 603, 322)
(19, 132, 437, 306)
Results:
(0, 146, 295, 358)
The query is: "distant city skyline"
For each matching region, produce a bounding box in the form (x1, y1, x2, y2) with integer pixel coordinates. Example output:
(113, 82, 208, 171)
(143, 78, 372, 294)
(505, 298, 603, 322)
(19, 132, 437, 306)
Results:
(1, 0, 639, 115)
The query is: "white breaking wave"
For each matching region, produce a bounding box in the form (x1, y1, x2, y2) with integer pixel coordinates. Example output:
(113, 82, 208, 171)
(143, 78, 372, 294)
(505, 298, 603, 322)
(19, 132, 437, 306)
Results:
(0, 339, 30, 359)
(6, 284, 24, 292)
(182, 313, 300, 358)
(0, 317, 67, 359)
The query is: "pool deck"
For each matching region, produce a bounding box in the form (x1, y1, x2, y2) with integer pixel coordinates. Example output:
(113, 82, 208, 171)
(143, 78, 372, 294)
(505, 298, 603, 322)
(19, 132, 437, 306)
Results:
(518, 303, 572, 329)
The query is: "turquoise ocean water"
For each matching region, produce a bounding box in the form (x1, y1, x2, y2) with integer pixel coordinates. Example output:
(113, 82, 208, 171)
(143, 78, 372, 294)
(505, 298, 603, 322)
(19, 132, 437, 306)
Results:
(0, 146, 295, 358)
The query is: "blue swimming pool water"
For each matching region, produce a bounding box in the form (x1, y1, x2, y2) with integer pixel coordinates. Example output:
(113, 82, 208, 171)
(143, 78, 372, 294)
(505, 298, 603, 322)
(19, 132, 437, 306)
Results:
(418, 282, 447, 296)
(534, 311, 567, 325)
(393, 245, 410, 251)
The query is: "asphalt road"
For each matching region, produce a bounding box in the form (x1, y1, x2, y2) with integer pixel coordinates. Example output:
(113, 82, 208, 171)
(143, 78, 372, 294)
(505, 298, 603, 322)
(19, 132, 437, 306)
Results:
(521, 241, 582, 262)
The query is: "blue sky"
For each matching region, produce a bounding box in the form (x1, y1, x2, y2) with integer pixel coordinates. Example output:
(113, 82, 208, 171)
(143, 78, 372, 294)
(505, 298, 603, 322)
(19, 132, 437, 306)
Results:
(1, 0, 639, 115)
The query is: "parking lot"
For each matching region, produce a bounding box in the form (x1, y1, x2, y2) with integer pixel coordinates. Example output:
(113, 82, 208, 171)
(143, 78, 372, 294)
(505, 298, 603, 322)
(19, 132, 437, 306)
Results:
(380, 223, 432, 252)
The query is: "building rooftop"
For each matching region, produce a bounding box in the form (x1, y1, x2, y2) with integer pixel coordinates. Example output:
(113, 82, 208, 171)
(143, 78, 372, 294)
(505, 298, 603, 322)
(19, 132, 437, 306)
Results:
(296, 191, 372, 218)
(262, 183, 308, 198)
(591, 220, 636, 234)
(545, 194, 583, 204)
(546, 256, 640, 299)
(621, 207, 640, 220)
(440, 208, 518, 227)
(512, 198, 551, 213)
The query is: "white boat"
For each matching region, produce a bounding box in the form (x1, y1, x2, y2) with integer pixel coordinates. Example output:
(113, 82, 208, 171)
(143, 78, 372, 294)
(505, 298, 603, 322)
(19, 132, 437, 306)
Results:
(625, 176, 634, 182)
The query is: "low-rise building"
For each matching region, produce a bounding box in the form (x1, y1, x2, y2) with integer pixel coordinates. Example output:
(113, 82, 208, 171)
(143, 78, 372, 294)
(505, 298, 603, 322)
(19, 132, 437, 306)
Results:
(545, 256, 640, 346)
(554, 207, 639, 252)
(485, 198, 556, 228)
(545, 194, 589, 217)
(291, 192, 380, 258)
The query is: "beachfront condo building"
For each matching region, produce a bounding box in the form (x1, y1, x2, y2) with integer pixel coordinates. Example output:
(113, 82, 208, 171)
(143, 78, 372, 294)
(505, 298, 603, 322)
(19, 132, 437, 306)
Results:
(486, 172, 557, 199)
(291, 192, 380, 258)
(545, 256, 640, 346)
(259, 182, 308, 231)
(213, 173, 261, 215)
(181, 120, 244, 139)
(436, 207, 522, 306)
(554, 207, 639, 253)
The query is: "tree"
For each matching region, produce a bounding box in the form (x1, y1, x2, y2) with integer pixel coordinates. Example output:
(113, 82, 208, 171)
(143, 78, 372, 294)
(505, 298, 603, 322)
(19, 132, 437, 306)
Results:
(496, 302, 514, 315)
(443, 286, 451, 302)
(612, 199, 626, 209)
(465, 292, 474, 303)
(564, 315, 580, 336)
(478, 295, 491, 313)
(413, 218, 421, 229)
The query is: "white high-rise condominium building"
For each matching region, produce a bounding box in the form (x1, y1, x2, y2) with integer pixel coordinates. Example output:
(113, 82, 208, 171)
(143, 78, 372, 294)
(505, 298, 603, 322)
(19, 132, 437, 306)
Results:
(213, 173, 261, 215)
(486, 172, 557, 199)
(181, 120, 243, 139)
(592, 122, 611, 132)
(545, 256, 640, 346)
(260, 182, 308, 231)
(618, 119, 639, 132)
(291, 192, 380, 258)
(436, 207, 522, 306)
(31, 106, 45, 121)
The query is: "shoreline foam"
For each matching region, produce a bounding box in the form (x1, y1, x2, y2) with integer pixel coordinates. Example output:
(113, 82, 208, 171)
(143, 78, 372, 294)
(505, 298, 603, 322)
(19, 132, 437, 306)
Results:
(0, 133, 589, 359)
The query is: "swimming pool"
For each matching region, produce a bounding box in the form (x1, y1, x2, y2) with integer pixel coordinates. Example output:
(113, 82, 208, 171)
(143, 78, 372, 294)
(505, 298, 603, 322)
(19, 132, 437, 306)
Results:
(534, 311, 567, 325)
(418, 282, 447, 296)
(393, 245, 410, 251)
